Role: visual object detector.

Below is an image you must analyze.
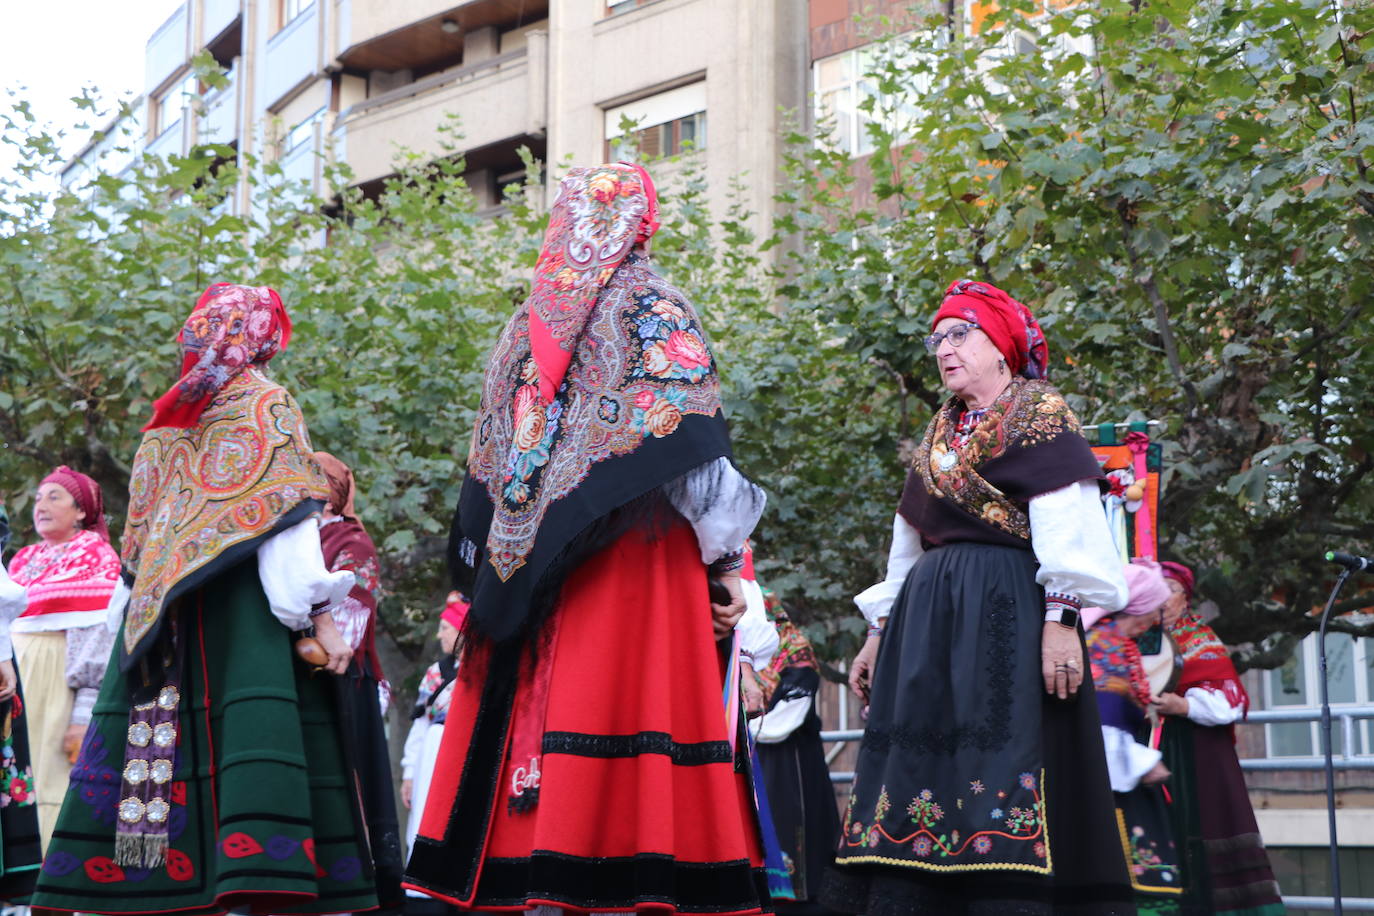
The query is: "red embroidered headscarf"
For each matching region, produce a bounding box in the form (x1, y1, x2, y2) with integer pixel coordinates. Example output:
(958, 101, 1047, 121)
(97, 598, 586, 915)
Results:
(145, 283, 293, 430)
(40, 465, 109, 542)
(527, 162, 661, 403)
(931, 279, 1049, 379)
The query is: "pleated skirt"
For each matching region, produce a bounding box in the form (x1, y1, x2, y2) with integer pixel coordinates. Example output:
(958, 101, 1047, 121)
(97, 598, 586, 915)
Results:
(823, 542, 1135, 916)
(405, 521, 771, 915)
(31, 557, 380, 916)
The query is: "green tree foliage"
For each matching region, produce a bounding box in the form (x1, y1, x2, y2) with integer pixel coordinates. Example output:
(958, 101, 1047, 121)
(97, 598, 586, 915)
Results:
(749, 0, 1374, 666)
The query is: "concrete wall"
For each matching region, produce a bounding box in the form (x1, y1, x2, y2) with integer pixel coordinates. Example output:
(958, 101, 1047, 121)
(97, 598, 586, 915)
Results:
(546, 0, 806, 239)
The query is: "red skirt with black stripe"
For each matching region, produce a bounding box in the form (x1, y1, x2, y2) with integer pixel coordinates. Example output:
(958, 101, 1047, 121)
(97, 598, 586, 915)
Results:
(404, 521, 770, 915)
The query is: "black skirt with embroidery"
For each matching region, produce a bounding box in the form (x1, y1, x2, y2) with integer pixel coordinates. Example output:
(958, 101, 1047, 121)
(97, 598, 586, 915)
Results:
(823, 542, 1135, 916)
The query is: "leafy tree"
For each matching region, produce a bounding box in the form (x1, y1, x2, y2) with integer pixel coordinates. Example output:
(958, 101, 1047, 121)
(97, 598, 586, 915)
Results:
(742, 0, 1374, 667)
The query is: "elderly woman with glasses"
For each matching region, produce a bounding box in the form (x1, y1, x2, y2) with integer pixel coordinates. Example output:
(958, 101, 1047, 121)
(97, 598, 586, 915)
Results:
(825, 281, 1135, 915)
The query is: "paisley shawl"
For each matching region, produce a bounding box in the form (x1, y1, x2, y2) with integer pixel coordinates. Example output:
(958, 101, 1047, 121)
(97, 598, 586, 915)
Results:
(119, 366, 327, 670)
(454, 253, 730, 643)
(899, 377, 1102, 548)
(527, 164, 657, 403)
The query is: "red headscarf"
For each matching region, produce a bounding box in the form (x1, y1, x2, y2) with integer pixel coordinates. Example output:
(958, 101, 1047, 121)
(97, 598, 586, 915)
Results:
(931, 279, 1049, 379)
(1159, 561, 1195, 602)
(526, 163, 661, 403)
(145, 283, 293, 430)
(40, 465, 109, 542)
(441, 591, 470, 630)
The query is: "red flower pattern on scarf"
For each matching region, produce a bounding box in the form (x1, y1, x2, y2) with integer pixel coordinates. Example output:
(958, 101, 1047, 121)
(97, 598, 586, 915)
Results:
(145, 283, 292, 430)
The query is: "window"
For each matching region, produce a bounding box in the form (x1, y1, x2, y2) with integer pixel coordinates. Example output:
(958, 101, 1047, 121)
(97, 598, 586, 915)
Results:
(813, 37, 922, 156)
(277, 0, 313, 30)
(155, 73, 199, 138)
(607, 0, 652, 15)
(282, 107, 324, 156)
(1261, 633, 1374, 758)
(604, 82, 707, 160)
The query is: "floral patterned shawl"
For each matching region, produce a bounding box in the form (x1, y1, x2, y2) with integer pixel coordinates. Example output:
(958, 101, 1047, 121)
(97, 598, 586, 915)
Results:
(119, 367, 327, 670)
(452, 191, 731, 642)
(899, 378, 1102, 549)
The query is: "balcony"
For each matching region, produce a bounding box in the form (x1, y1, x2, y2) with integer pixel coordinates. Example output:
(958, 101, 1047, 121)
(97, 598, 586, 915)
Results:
(262, 3, 321, 108)
(146, 4, 190, 94)
(334, 0, 549, 73)
(199, 66, 238, 145)
(147, 116, 190, 162)
(332, 37, 545, 186)
(279, 122, 324, 191)
(202, 0, 242, 46)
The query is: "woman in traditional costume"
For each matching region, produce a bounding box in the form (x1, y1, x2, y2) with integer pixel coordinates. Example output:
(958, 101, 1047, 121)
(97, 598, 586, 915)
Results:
(0, 504, 44, 899)
(749, 586, 840, 913)
(1083, 560, 1183, 914)
(401, 594, 466, 862)
(403, 163, 771, 915)
(826, 280, 1133, 915)
(1151, 563, 1284, 916)
(314, 450, 405, 912)
(31, 283, 381, 916)
(7, 465, 119, 852)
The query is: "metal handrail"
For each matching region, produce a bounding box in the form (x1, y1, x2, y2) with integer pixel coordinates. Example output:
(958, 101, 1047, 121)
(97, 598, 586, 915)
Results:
(820, 702, 1374, 776)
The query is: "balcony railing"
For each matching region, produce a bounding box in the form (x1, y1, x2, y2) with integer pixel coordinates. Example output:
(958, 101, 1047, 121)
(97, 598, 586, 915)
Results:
(820, 704, 1374, 780)
(146, 3, 190, 95)
(199, 69, 238, 145)
(332, 39, 544, 186)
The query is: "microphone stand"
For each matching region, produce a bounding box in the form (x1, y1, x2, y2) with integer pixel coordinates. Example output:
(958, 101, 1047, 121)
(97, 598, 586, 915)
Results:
(1316, 567, 1350, 916)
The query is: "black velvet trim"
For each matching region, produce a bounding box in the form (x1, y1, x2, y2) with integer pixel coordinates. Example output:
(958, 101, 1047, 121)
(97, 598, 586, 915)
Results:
(117, 497, 325, 673)
(405, 641, 522, 904)
(473, 851, 770, 914)
(541, 730, 732, 766)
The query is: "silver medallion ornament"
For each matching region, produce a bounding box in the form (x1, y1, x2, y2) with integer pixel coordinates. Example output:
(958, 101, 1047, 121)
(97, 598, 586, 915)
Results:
(129, 722, 153, 747)
(119, 797, 146, 824)
(123, 759, 150, 784)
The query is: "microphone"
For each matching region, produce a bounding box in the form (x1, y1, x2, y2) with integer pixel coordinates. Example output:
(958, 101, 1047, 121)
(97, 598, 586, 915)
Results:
(1325, 550, 1372, 571)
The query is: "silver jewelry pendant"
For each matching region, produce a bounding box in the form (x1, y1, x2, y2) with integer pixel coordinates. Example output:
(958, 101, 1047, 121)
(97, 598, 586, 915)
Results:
(938, 451, 958, 471)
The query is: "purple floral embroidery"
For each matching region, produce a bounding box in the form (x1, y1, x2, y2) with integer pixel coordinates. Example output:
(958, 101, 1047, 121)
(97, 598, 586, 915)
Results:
(70, 733, 122, 826)
(329, 856, 362, 882)
(266, 835, 301, 861)
(122, 866, 153, 883)
(42, 850, 82, 876)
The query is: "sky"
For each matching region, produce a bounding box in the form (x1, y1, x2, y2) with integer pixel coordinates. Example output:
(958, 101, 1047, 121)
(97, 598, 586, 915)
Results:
(1, 0, 185, 176)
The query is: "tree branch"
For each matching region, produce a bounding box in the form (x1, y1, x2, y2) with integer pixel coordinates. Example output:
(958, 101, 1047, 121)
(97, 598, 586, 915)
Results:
(1116, 203, 1200, 415)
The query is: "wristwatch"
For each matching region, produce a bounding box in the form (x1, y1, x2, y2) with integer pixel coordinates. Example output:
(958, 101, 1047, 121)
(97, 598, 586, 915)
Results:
(1044, 592, 1081, 629)
(1045, 605, 1079, 629)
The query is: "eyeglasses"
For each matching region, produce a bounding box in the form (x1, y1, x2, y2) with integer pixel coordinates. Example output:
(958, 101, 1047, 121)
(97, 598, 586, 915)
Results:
(924, 322, 980, 354)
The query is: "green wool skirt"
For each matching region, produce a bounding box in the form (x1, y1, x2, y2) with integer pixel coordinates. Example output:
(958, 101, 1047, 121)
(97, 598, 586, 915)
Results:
(31, 558, 380, 916)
